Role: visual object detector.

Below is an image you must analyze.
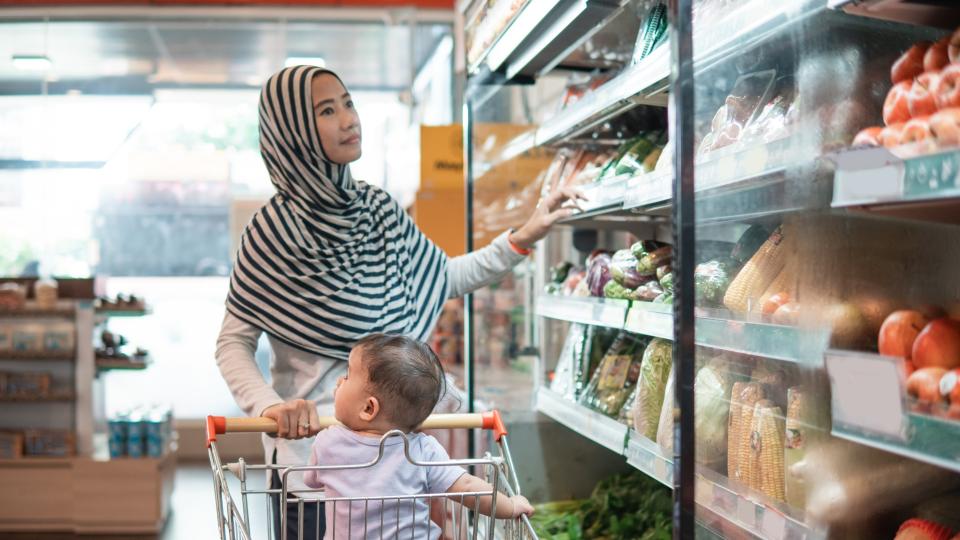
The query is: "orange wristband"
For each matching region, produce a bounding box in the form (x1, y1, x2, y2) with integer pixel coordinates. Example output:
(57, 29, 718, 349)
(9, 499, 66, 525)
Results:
(507, 231, 533, 256)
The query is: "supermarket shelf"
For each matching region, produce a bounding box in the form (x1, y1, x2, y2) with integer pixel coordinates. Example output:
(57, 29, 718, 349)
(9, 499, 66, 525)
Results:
(831, 147, 960, 224)
(535, 387, 628, 454)
(0, 350, 75, 361)
(0, 306, 74, 319)
(537, 295, 832, 363)
(536, 295, 628, 329)
(95, 355, 151, 371)
(95, 307, 150, 318)
(469, 0, 622, 80)
(538, 388, 822, 539)
(0, 391, 75, 403)
(829, 0, 960, 29)
(826, 350, 960, 474)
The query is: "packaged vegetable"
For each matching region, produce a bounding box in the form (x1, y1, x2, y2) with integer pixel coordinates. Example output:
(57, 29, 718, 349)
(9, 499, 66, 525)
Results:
(575, 327, 620, 401)
(603, 280, 634, 300)
(632, 338, 673, 439)
(609, 249, 644, 289)
(636, 246, 672, 277)
(617, 386, 638, 427)
(586, 252, 613, 297)
(550, 324, 589, 400)
(730, 224, 772, 266)
(656, 265, 672, 282)
(580, 332, 647, 417)
(693, 359, 734, 472)
(561, 267, 585, 296)
(748, 400, 786, 501)
(653, 292, 673, 304)
(724, 225, 790, 313)
(550, 262, 574, 285)
(694, 260, 731, 306)
(659, 271, 674, 293)
(655, 365, 675, 455)
(634, 280, 664, 302)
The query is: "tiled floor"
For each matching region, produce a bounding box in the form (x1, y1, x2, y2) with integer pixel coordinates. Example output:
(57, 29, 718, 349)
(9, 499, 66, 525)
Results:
(0, 462, 267, 540)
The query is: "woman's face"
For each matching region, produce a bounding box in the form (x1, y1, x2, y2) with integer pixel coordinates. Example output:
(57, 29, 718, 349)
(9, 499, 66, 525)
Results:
(311, 73, 362, 164)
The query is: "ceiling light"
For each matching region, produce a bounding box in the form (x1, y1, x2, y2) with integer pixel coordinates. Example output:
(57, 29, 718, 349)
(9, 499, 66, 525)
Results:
(285, 56, 326, 68)
(12, 54, 52, 71)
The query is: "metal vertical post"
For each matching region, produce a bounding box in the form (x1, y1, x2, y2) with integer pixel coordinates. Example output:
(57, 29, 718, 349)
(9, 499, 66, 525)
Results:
(463, 97, 477, 460)
(668, 0, 696, 538)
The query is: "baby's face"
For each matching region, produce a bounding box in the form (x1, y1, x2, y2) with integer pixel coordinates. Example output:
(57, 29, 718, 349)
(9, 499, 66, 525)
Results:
(334, 348, 374, 429)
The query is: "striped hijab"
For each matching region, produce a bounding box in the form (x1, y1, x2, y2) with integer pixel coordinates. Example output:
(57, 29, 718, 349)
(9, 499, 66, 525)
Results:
(226, 65, 449, 359)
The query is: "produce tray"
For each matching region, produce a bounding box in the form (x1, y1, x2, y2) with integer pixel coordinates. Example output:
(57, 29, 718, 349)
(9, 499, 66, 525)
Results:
(0, 307, 75, 319)
(624, 432, 672, 488)
(536, 388, 628, 454)
(0, 350, 75, 362)
(826, 350, 960, 474)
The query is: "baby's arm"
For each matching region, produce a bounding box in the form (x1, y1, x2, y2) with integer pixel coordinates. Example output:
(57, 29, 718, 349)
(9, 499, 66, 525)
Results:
(446, 473, 534, 519)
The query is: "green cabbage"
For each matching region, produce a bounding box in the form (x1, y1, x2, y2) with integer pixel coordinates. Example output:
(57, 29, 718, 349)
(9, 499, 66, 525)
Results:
(632, 338, 673, 439)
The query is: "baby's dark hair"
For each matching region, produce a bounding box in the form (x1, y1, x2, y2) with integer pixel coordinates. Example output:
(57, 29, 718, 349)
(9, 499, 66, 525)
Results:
(354, 333, 445, 432)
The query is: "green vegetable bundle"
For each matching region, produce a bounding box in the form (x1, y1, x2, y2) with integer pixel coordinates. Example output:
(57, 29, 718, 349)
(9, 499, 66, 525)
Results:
(529, 472, 672, 540)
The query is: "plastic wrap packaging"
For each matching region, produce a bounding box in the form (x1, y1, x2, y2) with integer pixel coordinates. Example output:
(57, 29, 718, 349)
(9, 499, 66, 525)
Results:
(697, 70, 777, 157)
(586, 252, 614, 297)
(550, 324, 589, 400)
(656, 365, 676, 455)
(609, 249, 644, 290)
(632, 338, 673, 439)
(693, 359, 735, 473)
(580, 332, 647, 417)
(694, 260, 731, 307)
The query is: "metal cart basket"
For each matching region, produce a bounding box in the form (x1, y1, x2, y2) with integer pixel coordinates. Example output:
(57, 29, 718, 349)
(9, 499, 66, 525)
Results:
(205, 411, 537, 540)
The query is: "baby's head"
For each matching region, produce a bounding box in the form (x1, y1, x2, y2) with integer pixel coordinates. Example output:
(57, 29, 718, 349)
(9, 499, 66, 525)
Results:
(335, 333, 445, 433)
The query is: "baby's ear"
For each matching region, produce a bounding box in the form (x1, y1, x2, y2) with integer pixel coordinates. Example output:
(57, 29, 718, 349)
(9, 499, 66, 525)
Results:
(360, 396, 380, 422)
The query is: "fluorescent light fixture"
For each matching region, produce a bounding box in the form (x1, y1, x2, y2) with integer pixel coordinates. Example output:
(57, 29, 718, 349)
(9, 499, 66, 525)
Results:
(285, 56, 326, 68)
(12, 54, 52, 71)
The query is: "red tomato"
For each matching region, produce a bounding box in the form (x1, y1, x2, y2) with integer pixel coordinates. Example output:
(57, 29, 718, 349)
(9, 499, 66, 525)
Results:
(762, 292, 791, 316)
(891, 41, 930, 84)
(935, 63, 960, 109)
(852, 126, 883, 147)
(929, 107, 960, 146)
(878, 123, 905, 148)
(900, 116, 933, 144)
(884, 81, 913, 125)
(908, 72, 940, 118)
(925, 38, 951, 72)
(907, 367, 948, 404)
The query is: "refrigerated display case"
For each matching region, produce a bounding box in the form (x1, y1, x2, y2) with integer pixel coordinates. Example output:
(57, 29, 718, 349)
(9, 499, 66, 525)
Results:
(461, 0, 960, 537)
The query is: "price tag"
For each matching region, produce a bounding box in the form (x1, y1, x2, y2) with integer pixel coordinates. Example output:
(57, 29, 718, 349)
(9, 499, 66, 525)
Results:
(760, 507, 787, 540)
(831, 147, 904, 205)
(825, 351, 907, 440)
(736, 496, 756, 527)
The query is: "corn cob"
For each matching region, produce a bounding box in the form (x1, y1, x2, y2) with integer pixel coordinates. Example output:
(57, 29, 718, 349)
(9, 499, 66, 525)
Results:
(753, 256, 797, 314)
(736, 383, 764, 485)
(727, 382, 746, 478)
(724, 225, 790, 313)
(753, 402, 786, 502)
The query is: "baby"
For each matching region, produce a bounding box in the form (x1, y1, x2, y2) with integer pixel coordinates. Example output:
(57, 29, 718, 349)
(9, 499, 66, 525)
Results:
(303, 333, 533, 539)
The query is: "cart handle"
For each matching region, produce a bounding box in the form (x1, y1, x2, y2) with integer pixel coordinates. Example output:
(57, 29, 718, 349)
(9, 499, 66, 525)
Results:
(206, 411, 507, 448)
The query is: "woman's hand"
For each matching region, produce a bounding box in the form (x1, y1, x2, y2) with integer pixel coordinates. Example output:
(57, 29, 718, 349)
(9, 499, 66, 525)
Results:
(262, 399, 321, 439)
(509, 187, 587, 250)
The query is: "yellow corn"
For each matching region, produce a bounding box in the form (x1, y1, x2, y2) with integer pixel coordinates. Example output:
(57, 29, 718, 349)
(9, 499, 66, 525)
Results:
(752, 402, 786, 502)
(753, 256, 797, 314)
(727, 382, 745, 477)
(736, 383, 764, 485)
(724, 225, 791, 313)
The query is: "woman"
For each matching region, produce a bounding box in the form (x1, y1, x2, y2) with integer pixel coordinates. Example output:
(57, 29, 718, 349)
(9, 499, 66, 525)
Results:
(216, 65, 580, 537)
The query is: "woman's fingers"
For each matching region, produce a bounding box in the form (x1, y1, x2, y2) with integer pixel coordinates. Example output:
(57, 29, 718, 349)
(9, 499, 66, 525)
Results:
(546, 207, 576, 224)
(308, 405, 322, 436)
(273, 408, 289, 438)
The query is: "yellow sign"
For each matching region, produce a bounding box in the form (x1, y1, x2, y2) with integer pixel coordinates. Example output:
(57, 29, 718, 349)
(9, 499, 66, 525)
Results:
(420, 125, 464, 191)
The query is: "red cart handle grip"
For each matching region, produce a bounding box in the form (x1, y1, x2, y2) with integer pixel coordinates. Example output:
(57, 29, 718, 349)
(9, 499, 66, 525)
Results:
(206, 411, 507, 448)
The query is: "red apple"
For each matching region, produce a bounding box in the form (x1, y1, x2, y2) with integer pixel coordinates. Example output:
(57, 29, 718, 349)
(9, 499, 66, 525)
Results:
(940, 368, 960, 404)
(900, 116, 933, 144)
(908, 72, 941, 119)
(907, 367, 948, 404)
(913, 318, 960, 370)
(924, 37, 950, 72)
(892, 41, 930, 83)
(884, 81, 913, 126)
(879, 123, 906, 147)
(903, 359, 917, 379)
(879, 310, 931, 359)
(852, 126, 883, 147)
(929, 107, 960, 146)
(935, 63, 960, 110)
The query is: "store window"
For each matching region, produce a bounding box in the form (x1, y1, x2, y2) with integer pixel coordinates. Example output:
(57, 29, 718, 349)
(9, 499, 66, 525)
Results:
(0, 18, 451, 418)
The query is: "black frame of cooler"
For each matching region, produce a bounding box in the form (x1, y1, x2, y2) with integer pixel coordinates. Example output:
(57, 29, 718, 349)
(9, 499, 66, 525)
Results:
(460, 1, 697, 538)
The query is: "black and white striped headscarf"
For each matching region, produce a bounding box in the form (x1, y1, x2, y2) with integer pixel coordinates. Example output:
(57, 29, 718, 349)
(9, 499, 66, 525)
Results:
(226, 65, 449, 359)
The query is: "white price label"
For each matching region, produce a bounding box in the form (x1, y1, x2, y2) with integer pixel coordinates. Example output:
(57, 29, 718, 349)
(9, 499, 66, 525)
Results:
(736, 496, 756, 527)
(825, 351, 907, 440)
(760, 507, 787, 540)
(831, 147, 904, 205)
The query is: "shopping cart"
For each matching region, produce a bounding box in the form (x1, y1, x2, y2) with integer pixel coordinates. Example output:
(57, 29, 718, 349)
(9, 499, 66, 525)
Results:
(205, 411, 537, 540)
